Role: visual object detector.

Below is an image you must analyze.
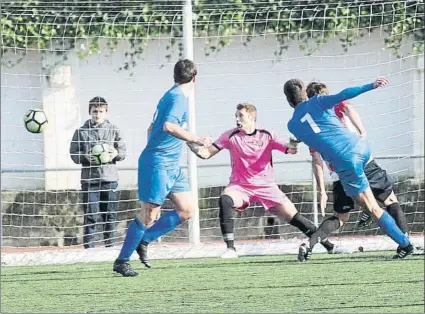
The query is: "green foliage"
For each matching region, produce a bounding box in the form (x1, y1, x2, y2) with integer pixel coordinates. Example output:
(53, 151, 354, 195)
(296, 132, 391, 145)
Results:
(1, 0, 424, 71)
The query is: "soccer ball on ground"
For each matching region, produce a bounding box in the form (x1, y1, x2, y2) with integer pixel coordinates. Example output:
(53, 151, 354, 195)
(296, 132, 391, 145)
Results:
(91, 143, 112, 165)
(23, 108, 48, 133)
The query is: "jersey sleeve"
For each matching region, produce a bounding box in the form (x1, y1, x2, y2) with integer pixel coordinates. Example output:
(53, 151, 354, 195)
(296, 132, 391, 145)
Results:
(163, 93, 187, 124)
(271, 132, 289, 153)
(213, 129, 233, 150)
(334, 101, 348, 119)
(316, 83, 374, 109)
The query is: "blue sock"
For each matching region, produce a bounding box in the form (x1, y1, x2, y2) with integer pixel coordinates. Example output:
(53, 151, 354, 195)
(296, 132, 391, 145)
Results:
(142, 210, 183, 243)
(117, 217, 146, 261)
(377, 211, 410, 247)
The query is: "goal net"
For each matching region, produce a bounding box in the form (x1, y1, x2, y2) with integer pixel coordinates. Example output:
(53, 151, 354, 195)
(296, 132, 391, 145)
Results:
(1, 0, 424, 266)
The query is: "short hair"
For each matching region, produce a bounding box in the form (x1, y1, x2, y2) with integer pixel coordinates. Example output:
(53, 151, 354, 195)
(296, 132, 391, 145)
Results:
(174, 59, 197, 84)
(306, 82, 329, 98)
(237, 103, 257, 121)
(283, 79, 306, 108)
(89, 96, 108, 113)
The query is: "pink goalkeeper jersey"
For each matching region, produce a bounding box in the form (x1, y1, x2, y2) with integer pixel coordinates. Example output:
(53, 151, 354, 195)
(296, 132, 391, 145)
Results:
(213, 128, 289, 185)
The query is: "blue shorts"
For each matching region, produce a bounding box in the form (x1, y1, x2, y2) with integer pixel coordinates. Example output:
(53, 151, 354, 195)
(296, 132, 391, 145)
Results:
(138, 165, 190, 205)
(333, 140, 371, 197)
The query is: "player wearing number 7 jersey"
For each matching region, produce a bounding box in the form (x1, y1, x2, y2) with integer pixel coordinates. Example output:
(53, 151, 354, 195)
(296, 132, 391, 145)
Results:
(284, 77, 414, 260)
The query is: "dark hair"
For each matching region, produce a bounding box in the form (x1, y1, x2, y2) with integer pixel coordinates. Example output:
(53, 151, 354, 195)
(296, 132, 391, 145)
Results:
(306, 81, 329, 98)
(89, 96, 108, 113)
(283, 79, 307, 108)
(174, 59, 197, 84)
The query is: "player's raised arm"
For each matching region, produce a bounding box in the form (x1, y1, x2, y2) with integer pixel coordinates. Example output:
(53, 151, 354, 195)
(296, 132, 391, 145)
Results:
(343, 102, 367, 138)
(311, 151, 328, 216)
(317, 77, 389, 109)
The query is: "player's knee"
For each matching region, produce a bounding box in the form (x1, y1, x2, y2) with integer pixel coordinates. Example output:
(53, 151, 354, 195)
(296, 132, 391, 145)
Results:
(178, 211, 192, 221)
(138, 203, 161, 226)
(335, 212, 349, 226)
(219, 195, 234, 222)
(383, 191, 398, 206)
(176, 207, 193, 221)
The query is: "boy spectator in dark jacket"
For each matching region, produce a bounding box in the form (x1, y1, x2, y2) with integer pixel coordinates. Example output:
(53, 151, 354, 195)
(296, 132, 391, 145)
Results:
(70, 97, 126, 248)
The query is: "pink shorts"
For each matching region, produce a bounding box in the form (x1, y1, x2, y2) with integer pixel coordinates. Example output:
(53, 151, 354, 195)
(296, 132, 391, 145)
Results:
(226, 183, 288, 211)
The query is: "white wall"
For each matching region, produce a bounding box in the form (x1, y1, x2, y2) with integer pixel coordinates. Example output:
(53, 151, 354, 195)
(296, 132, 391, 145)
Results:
(1, 32, 424, 190)
(1, 53, 45, 190)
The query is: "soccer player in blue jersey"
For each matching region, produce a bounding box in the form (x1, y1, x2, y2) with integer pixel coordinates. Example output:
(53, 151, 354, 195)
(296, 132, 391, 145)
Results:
(113, 59, 211, 276)
(307, 81, 423, 255)
(283, 77, 414, 260)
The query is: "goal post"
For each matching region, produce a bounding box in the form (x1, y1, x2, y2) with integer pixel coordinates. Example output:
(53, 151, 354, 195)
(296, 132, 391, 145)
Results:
(183, 0, 201, 245)
(1, 0, 424, 266)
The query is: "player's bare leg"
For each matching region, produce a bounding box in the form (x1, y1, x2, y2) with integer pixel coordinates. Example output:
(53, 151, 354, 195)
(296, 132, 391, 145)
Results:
(268, 199, 338, 261)
(358, 192, 400, 228)
(169, 191, 195, 221)
(136, 192, 194, 267)
(373, 192, 408, 235)
(355, 187, 413, 258)
(357, 191, 424, 253)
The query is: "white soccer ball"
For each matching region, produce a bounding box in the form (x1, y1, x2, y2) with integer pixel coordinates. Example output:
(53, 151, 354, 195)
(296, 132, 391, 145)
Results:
(91, 143, 112, 165)
(23, 108, 48, 134)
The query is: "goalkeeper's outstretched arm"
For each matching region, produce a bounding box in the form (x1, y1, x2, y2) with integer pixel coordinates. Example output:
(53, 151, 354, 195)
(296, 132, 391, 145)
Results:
(187, 142, 220, 159)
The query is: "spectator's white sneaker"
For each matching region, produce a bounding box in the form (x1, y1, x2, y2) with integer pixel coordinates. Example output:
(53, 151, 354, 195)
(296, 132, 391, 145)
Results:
(220, 248, 238, 259)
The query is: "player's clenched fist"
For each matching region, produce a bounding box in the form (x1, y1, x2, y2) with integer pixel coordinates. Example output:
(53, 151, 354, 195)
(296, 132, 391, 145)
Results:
(373, 76, 389, 89)
(287, 137, 301, 150)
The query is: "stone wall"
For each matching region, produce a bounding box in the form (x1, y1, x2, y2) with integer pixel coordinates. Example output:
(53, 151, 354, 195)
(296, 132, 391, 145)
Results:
(1, 180, 424, 247)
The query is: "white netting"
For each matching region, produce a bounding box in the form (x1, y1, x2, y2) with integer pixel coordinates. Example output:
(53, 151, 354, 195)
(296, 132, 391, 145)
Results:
(1, 0, 424, 266)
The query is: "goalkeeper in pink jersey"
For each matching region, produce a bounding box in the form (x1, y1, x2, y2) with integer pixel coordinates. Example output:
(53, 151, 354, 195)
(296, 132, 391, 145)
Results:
(188, 103, 337, 258)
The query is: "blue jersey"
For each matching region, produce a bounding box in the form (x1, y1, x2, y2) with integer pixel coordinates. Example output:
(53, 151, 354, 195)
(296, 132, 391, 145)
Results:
(287, 83, 374, 163)
(141, 85, 188, 169)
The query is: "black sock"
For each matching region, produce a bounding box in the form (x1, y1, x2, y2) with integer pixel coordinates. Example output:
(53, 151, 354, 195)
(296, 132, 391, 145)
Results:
(289, 213, 335, 251)
(223, 235, 235, 250)
(320, 239, 334, 252)
(289, 213, 316, 237)
(386, 203, 408, 234)
(309, 216, 340, 248)
(219, 195, 235, 249)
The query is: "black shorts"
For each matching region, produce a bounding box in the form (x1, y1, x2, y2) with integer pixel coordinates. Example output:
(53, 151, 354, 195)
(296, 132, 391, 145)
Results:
(333, 180, 355, 214)
(332, 159, 394, 213)
(364, 159, 394, 203)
